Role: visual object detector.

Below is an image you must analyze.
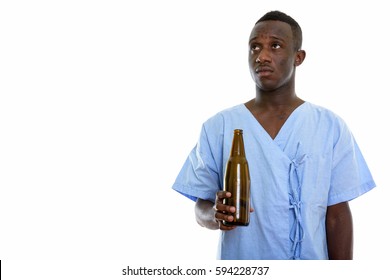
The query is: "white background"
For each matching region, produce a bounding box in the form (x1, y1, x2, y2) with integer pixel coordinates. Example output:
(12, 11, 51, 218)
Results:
(0, 0, 388, 270)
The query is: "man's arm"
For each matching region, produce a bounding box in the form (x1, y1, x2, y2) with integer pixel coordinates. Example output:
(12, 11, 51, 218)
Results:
(326, 201, 353, 259)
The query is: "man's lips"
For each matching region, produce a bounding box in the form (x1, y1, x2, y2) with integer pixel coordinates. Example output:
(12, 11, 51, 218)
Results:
(255, 66, 273, 73)
(255, 66, 273, 78)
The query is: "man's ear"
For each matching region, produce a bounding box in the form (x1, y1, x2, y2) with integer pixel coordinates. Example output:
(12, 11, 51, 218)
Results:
(294, 50, 306, 66)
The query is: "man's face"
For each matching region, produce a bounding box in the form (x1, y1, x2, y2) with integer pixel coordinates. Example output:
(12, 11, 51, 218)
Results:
(248, 20, 297, 92)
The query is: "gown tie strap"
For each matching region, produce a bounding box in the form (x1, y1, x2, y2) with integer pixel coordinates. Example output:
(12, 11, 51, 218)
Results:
(288, 143, 307, 260)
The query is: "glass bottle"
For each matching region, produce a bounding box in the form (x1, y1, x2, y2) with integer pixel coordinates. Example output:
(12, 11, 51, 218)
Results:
(223, 129, 251, 226)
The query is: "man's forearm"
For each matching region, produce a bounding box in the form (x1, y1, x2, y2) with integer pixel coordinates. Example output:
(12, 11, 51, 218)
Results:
(195, 198, 219, 230)
(326, 202, 353, 260)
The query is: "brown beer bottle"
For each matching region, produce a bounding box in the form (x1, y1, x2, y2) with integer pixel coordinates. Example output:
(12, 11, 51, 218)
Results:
(223, 129, 251, 226)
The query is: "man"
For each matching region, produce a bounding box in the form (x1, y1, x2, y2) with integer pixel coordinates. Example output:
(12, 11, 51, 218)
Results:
(172, 11, 376, 260)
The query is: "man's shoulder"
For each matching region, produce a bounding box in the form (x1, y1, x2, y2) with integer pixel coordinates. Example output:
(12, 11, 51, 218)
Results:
(304, 102, 350, 136)
(305, 102, 343, 120)
(197, 104, 247, 139)
(204, 104, 245, 124)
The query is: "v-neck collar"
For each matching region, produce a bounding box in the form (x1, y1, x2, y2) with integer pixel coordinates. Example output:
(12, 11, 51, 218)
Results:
(240, 102, 308, 144)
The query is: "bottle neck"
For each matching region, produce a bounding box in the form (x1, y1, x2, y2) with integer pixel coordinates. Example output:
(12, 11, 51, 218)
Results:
(230, 129, 246, 157)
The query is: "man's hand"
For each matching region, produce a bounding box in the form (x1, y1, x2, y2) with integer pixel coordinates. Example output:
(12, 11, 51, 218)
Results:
(214, 191, 237, 230)
(195, 192, 254, 231)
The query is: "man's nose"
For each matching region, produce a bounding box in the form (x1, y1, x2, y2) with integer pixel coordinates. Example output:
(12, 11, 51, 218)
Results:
(256, 49, 271, 63)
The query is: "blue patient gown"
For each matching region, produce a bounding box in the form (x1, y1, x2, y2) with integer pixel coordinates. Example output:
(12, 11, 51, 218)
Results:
(172, 102, 376, 260)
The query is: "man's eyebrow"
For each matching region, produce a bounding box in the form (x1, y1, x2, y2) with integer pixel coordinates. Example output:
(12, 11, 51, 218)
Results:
(249, 36, 258, 43)
(249, 38, 259, 46)
(249, 35, 285, 43)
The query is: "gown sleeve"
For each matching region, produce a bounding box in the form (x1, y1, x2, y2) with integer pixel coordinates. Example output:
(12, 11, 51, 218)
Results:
(327, 119, 376, 205)
(172, 123, 222, 202)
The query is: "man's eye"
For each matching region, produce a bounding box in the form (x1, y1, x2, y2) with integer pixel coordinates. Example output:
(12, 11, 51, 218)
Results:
(251, 45, 260, 51)
(272, 43, 281, 49)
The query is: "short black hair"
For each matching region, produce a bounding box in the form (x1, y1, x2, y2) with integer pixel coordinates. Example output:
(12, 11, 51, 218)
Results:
(255, 11, 303, 51)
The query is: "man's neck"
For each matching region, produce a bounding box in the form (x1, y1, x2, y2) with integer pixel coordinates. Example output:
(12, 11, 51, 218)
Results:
(253, 90, 303, 111)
